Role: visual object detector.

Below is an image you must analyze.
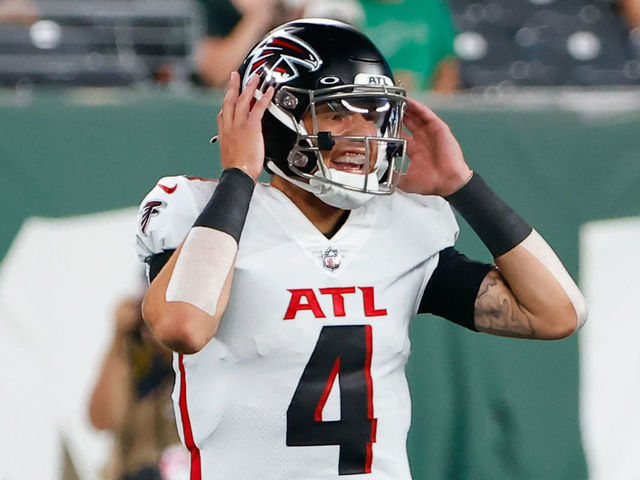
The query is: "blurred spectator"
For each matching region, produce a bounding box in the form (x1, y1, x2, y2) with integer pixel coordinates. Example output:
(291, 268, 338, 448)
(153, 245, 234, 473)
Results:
(357, 0, 460, 92)
(302, 0, 366, 25)
(89, 297, 187, 480)
(193, 0, 461, 91)
(448, 0, 640, 88)
(0, 0, 38, 24)
(195, 0, 304, 88)
(619, 0, 640, 28)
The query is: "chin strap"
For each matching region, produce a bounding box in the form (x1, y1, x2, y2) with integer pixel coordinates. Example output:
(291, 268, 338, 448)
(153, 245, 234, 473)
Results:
(267, 160, 323, 194)
(267, 160, 378, 210)
(267, 159, 380, 194)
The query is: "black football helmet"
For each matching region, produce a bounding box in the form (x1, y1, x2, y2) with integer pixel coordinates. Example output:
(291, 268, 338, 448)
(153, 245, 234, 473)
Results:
(237, 18, 407, 200)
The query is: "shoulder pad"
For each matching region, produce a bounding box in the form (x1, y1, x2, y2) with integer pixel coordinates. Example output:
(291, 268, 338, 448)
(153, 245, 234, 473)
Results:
(395, 191, 460, 246)
(135, 175, 218, 262)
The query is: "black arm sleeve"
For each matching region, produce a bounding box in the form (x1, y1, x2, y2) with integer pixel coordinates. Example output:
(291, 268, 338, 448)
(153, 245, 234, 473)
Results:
(146, 249, 176, 283)
(418, 247, 495, 331)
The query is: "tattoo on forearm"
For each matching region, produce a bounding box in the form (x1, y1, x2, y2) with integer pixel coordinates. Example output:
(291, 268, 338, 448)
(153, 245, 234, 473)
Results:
(475, 271, 534, 336)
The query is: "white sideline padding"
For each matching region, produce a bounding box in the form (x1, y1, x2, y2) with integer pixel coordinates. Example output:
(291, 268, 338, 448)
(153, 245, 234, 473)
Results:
(0, 209, 143, 480)
(580, 216, 640, 480)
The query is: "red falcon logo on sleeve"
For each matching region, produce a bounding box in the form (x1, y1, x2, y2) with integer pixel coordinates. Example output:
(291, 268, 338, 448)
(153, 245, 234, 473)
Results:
(140, 200, 166, 235)
(242, 27, 323, 87)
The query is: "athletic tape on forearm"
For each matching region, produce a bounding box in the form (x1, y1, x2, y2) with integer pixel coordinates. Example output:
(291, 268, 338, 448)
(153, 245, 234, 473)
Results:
(165, 168, 254, 315)
(445, 173, 532, 258)
(521, 230, 588, 330)
(193, 168, 256, 242)
(166, 228, 237, 315)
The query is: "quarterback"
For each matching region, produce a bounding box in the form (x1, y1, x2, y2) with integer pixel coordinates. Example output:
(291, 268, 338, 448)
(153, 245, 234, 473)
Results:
(136, 19, 587, 479)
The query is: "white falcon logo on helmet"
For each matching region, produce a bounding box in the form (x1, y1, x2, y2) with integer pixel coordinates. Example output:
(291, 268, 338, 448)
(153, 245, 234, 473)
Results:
(242, 27, 323, 87)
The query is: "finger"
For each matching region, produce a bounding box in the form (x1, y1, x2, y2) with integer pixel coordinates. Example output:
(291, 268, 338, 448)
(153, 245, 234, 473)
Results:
(235, 74, 261, 121)
(400, 130, 420, 154)
(403, 108, 430, 131)
(396, 169, 415, 192)
(406, 97, 439, 119)
(222, 71, 240, 131)
(404, 109, 439, 138)
(405, 98, 450, 131)
(249, 86, 275, 122)
(403, 114, 430, 140)
(404, 139, 421, 160)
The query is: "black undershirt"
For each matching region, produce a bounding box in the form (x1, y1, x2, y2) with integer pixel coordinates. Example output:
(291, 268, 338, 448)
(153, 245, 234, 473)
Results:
(147, 249, 174, 283)
(418, 247, 495, 331)
(147, 246, 491, 331)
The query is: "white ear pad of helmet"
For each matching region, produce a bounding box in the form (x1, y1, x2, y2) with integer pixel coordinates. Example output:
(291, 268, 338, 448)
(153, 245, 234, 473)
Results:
(267, 160, 322, 194)
(267, 101, 308, 135)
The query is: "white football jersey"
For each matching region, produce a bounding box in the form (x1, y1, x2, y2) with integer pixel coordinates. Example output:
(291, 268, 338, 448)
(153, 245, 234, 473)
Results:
(136, 175, 459, 479)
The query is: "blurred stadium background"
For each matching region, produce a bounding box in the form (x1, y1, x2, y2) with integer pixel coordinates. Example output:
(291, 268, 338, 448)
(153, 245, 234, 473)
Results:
(1, 0, 640, 479)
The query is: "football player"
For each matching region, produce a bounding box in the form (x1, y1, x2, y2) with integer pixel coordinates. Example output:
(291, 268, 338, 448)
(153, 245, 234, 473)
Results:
(136, 19, 587, 479)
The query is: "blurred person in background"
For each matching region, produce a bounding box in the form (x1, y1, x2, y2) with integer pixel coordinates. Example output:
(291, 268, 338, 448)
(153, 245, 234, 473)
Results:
(0, 0, 37, 24)
(195, 0, 375, 88)
(195, 0, 305, 88)
(89, 296, 188, 480)
(358, 0, 460, 92)
(303, 0, 460, 92)
(618, 0, 640, 28)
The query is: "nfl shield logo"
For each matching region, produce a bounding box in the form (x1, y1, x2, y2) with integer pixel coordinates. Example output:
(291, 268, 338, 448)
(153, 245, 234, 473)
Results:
(323, 247, 341, 271)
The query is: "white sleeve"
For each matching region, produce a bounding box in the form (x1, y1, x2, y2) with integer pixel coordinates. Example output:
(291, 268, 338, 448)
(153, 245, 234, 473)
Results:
(433, 195, 460, 246)
(135, 175, 218, 262)
(406, 192, 460, 246)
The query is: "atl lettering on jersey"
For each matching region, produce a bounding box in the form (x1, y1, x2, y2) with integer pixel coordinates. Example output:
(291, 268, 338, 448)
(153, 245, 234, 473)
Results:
(284, 286, 388, 320)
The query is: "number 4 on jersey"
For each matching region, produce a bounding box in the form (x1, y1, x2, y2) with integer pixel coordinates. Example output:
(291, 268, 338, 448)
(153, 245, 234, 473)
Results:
(287, 325, 377, 475)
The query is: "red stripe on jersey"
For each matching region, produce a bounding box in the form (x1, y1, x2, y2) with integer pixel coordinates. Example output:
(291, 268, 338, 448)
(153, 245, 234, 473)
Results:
(178, 354, 202, 480)
(314, 357, 341, 422)
(184, 176, 218, 182)
(364, 325, 376, 473)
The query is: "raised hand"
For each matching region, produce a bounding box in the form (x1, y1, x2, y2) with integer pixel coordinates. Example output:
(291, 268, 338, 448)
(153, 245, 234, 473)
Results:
(398, 97, 472, 197)
(217, 71, 275, 182)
